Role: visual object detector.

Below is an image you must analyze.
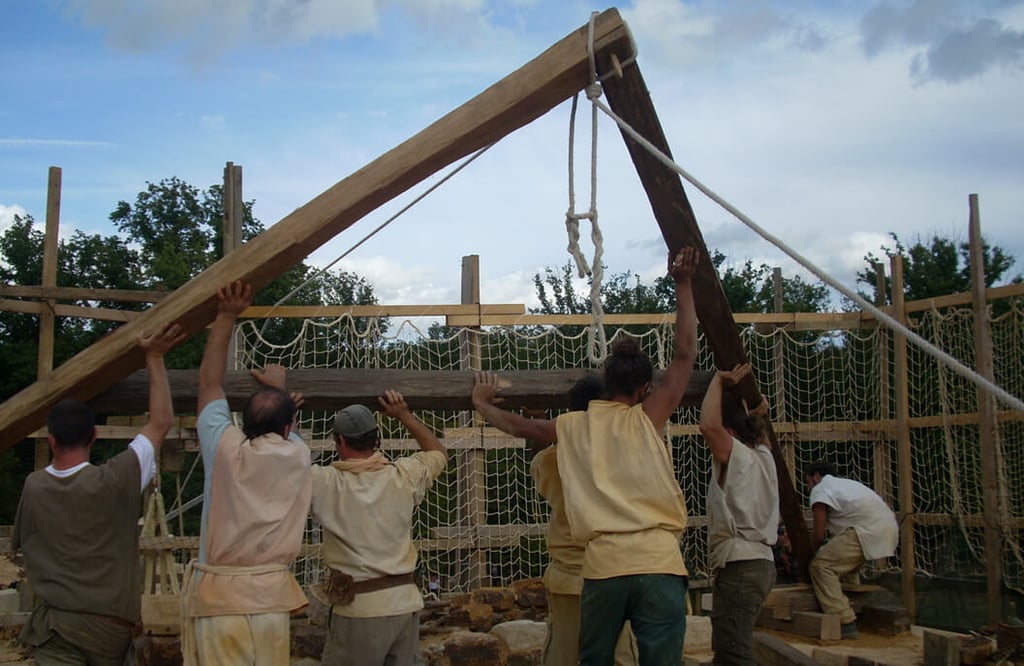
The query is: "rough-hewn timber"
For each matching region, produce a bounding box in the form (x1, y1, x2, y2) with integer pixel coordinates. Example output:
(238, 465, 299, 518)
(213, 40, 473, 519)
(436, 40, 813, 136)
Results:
(0, 9, 636, 451)
(86, 368, 715, 414)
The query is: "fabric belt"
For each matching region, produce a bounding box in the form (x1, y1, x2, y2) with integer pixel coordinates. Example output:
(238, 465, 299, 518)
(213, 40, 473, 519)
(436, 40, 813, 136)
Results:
(180, 559, 290, 666)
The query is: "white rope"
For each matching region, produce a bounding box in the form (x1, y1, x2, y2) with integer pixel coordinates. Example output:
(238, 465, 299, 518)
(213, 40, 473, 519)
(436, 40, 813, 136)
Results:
(563, 11, 609, 366)
(588, 95, 1024, 414)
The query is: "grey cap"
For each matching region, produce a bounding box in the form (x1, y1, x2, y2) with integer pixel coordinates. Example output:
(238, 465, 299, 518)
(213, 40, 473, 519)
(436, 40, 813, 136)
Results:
(334, 404, 378, 439)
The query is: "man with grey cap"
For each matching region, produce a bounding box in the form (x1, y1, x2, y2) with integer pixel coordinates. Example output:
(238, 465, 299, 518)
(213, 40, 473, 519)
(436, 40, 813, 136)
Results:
(311, 389, 448, 665)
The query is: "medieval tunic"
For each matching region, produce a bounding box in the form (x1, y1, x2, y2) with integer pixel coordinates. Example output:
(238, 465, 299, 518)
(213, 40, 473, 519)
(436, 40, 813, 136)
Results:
(14, 437, 153, 656)
(310, 450, 447, 618)
(189, 398, 312, 616)
(554, 400, 688, 579)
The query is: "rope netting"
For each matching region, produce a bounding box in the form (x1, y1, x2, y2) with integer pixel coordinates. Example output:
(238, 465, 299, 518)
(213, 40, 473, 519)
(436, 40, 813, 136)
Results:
(222, 298, 1024, 595)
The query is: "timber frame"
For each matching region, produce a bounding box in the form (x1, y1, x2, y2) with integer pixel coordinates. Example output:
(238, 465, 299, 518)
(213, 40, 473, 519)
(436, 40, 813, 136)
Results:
(4, 7, 1022, 619)
(0, 6, 813, 584)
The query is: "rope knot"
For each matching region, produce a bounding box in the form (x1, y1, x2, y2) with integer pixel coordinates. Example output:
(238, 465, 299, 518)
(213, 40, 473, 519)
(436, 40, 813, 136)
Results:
(585, 82, 602, 101)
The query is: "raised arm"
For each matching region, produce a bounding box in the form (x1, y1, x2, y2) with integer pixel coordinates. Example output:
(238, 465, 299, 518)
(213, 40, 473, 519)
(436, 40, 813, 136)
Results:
(198, 281, 253, 414)
(644, 246, 699, 429)
(698, 363, 752, 465)
(472, 371, 558, 444)
(137, 322, 186, 452)
(379, 389, 447, 462)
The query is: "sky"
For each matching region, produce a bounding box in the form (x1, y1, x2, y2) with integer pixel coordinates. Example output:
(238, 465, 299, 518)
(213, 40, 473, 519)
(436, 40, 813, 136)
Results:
(2, 0, 1023, 313)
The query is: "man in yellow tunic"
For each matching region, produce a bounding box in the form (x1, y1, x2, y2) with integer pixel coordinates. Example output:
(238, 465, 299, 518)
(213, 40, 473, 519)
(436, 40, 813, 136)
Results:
(474, 246, 699, 666)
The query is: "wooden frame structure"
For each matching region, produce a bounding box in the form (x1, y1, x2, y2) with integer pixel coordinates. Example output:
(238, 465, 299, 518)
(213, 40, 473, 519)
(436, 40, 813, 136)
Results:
(2, 7, 1021, 621)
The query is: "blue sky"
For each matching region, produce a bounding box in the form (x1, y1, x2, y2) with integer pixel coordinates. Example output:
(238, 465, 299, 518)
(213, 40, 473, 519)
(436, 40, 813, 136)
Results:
(2, 0, 1023, 309)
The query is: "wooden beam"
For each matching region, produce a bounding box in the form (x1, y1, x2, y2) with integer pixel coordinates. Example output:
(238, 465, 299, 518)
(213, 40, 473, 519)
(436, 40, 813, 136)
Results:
(892, 254, 916, 623)
(0, 285, 168, 303)
(84, 368, 715, 414)
(0, 9, 637, 451)
(35, 167, 61, 471)
(969, 194, 1002, 624)
(600, 54, 814, 580)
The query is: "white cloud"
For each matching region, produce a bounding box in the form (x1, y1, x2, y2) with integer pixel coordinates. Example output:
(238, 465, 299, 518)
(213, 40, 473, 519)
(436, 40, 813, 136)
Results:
(0, 204, 28, 234)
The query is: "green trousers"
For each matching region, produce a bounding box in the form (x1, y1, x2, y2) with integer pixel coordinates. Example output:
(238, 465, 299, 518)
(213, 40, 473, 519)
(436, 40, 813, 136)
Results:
(579, 574, 688, 666)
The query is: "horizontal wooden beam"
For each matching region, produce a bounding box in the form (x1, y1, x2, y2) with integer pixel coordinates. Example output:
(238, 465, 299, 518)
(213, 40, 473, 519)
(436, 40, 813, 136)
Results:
(0, 285, 168, 302)
(0, 8, 637, 451)
(84, 368, 714, 415)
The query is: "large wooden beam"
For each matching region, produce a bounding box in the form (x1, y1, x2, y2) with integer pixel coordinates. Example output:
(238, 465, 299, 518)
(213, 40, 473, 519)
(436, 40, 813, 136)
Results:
(600, 61, 815, 578)
(0, 9, 637, 451)
(84, 368, 715, 414)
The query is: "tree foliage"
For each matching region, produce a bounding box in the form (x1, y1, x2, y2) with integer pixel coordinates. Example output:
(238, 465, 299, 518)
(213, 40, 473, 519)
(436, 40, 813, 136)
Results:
(856, 232, 1019, 304)
(0, 177, 382, 523)
(531, 250, 831, 318)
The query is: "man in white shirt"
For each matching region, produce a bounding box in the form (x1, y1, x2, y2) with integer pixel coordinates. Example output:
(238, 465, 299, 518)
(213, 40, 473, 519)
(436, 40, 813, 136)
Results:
(699, 364, 779, 664)
(14, 323, 183, 665)
(804, 461, 899, 639)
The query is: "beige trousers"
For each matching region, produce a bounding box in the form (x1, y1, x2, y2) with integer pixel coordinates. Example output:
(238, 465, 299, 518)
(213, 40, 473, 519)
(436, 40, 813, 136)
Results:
(809, 528, 865, 624)
(192, 612, 290, 666)
(545, 592, 638, 666)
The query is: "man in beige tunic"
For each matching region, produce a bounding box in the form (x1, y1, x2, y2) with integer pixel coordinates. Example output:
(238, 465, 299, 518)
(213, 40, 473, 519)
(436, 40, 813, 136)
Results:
(312, 390, 447, 665)
(182, 281, 313, 666)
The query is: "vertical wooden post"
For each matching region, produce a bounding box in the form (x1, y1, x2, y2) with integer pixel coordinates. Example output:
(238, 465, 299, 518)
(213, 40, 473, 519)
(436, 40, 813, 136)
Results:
(459, 255, 487, 589)
(223, 162, 243, 256)
(968, 194, 1003, 623)
(873, 263, 893, 506)
(891, 254, 916, 622)
(223, 163, 243, 367)
(35, 167, 62, 470)
(771, 268, 794, 479)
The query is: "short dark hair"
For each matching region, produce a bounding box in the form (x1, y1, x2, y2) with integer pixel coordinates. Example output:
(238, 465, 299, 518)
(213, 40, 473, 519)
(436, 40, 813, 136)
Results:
(336, 430, 380, 452)
(721, 391, 761, 445)
(568, 375, 603, 412)
(603, 336, 652, 398)
(47, 399, 95, 449)
(242, 388, 296, 440)
(804, 461, 835, 479)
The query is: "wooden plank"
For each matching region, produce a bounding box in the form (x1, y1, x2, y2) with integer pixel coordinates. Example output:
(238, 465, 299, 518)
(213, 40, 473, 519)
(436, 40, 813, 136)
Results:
(0, 8, 637, 451)
(0, 285, 168, 302)
(83, 368, 715, 414)
(244, 303, 525, 318)
(756, 607, 841, 641)
(891, 255, 916, 623)
(969, 194, 1002, 625)
(751, 632, 822, 666)
(601, 49, 813, 582)
(2, 281, 1021, 322)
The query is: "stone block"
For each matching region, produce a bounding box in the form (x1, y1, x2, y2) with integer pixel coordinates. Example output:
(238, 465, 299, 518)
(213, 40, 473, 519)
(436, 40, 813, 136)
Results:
(133, 634, 182, 666)
(291, 621, 326, 659)
(449, 601, 497, 633)
(922, 629, 960, 666)
(683, 615, 712, 653)
(445, 630, 509, 666)
(0, 589, 17, 613)
(472, 587, 516, 611)
(491, 619, 546, 665)
(511, 578, 547, 609)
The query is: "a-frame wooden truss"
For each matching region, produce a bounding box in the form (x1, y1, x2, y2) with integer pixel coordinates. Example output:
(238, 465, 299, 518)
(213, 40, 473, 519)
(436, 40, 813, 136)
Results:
(0, 7, 813, 573)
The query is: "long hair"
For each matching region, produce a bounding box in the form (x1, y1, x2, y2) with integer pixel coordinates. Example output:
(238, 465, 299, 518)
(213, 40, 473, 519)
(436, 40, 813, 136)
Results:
(603, 336, 652, 398)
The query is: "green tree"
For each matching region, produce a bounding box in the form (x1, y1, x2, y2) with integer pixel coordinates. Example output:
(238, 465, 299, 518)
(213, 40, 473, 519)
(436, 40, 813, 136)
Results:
(856, 232, 1018, 304)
